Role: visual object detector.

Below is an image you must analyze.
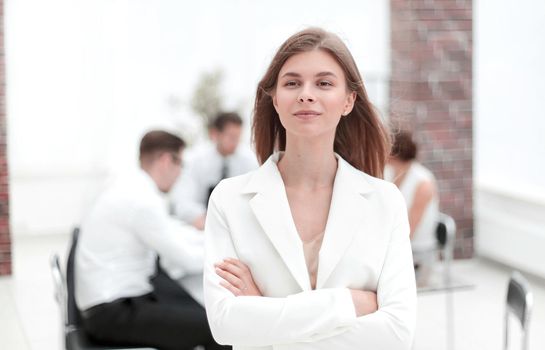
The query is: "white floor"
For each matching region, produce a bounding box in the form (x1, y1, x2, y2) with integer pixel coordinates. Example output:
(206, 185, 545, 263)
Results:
(1, 233, 544, 350)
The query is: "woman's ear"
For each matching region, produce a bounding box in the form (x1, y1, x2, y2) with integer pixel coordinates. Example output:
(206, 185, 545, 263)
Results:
(343, 91, 357, 116)
(272, 91, 279, 110)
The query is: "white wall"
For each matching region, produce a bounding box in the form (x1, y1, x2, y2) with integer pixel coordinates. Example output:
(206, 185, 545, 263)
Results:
(474, 0, 545, 277)
(6, 0, 390, 235)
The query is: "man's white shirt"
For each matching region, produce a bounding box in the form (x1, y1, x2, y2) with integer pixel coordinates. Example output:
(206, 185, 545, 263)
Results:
(75, 168, 204, 310)
(170, 143, 258, 223)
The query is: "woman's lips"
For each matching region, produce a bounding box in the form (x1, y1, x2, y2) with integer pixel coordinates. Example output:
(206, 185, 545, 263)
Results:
(293, 111, 321, 120)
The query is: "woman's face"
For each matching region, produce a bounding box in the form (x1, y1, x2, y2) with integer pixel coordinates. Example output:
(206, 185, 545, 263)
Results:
(272, 49, 356, 141)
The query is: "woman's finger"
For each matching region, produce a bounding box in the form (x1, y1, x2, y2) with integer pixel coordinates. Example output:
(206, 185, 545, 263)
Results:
(219, 280, 241, 296)
(215, 267, 244, 289)
(217, 260, 244, 277)
(224, 258, 249, 272)
(215, 258, 262, 297)
(223, 259, 253, 281)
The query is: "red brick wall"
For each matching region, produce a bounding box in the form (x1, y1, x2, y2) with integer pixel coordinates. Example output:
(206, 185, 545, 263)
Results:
(0, 0, 10, 275)
(389, 0, 473, 258)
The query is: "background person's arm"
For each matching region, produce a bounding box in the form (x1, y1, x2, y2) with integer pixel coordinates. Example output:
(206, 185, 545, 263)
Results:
(408, 180, 434, 239)
(132, 202, 204, 275)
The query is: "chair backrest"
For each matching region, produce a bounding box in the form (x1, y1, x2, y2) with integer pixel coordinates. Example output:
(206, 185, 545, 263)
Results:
(53, 227, 159, 350)
(66, 227, 82, 328)
(50, 253, 68, 327)
(436, 213, 456, 250)
(505, 271, 533, 350)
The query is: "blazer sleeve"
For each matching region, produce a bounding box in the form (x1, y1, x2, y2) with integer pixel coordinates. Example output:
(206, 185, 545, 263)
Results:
(273, 188, 417, 350)
(203, 185, 358, 347)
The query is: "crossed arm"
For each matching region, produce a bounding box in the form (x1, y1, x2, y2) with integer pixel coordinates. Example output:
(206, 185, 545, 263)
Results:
(215, 258, 378, 317)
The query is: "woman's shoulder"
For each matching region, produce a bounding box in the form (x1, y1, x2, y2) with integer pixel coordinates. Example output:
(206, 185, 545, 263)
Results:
(363, 171, 405, 201)
(209, 168, 259, 200)
(339, 157, 399, 194)
(340, 158, 405, 207)
(410, 162, 436, 181)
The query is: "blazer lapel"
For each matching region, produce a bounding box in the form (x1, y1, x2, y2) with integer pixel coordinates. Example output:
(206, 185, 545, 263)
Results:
(316, 156, 374, 289)
(243, 154, 311, 291)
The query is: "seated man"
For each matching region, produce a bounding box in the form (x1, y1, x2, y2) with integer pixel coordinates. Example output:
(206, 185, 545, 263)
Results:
(170, 112, 258, 230)
(75, 130, 228, 350)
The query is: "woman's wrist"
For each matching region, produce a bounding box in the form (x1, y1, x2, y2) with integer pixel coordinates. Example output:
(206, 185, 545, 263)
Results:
(349, 289, 378, 317)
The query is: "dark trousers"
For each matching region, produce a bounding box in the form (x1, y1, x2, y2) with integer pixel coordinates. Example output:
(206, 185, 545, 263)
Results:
(82, 269, 229, 350)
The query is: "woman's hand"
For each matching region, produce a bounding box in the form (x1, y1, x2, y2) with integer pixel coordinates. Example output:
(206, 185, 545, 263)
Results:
(214, 258, 262, 296)
(349, 289, 378, 317)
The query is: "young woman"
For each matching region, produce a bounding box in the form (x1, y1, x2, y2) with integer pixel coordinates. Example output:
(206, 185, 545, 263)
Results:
(204, 28, 416, 350)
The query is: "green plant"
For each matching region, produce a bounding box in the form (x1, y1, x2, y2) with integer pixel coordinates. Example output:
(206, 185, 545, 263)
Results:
(190, 69, 224, 129)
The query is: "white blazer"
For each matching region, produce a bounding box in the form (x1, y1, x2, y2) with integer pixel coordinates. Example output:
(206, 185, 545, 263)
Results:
(204, 153, 416, 350)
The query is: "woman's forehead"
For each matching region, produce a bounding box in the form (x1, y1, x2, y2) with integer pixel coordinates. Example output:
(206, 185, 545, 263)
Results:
(279, 50, 344, 77)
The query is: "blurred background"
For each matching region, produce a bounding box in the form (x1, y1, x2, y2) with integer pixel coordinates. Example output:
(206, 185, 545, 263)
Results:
(1, 0, 544, 349)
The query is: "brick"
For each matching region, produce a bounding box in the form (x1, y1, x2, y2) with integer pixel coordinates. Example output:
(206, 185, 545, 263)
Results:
(0, 242, 10, 252)
(0, 0, 9, 274)
(0, 262, 11, 276)
(390, 0, 473, 258)
(0, 233, 9, 244)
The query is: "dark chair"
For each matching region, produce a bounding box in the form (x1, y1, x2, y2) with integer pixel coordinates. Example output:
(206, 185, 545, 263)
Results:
(505, 271, 533, 350)
(50, 227, 156, 350)
(436, 213, 456, 286)
(416, 212, 457, 288)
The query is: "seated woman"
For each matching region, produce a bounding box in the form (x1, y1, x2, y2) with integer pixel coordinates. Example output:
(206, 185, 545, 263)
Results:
(386, 130, 440, 285)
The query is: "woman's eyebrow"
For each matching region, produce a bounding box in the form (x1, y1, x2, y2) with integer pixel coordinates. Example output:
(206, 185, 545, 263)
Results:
(280, 71, 338, 78)
(315, 71, 337, 78)
(280, 72, 301, 78)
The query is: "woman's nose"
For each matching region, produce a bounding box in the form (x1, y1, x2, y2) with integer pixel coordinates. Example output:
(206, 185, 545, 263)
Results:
(298, 96, 315, 103)
(297, 85, 315, 103)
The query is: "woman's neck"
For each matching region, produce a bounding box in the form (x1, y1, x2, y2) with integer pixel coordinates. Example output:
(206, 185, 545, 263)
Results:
(391, 160, 412, 186)
(277, 135, 337, 189)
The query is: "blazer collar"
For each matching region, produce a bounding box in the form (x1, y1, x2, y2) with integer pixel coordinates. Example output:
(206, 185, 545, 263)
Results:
(242, 152, 373, 196)
(242, 152, 375, 291)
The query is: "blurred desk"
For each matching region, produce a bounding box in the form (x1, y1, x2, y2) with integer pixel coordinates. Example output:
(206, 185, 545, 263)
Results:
(417, 272, 475, 294)
(416, 266, 475, 350)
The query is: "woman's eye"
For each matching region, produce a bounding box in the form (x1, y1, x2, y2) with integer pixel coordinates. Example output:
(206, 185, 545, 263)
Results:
(285, 81, 299, 87)
(318, 81, 333, 87)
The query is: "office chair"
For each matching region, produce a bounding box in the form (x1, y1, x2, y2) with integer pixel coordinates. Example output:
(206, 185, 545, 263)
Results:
(436, 212, 456, 287)
(415, 212, 457, 288)
(505, 271, 533, 350)
(50, 227, 156, 350)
